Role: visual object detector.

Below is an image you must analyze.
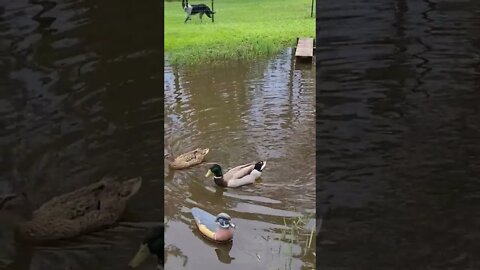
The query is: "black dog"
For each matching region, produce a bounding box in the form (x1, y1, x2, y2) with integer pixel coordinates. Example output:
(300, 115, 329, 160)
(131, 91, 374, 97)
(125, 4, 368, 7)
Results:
(182, 0, 215, 23)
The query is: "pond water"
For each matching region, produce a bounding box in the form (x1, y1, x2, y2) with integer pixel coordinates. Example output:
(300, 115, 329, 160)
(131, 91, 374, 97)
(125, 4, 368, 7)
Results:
(0, 0, 162, 269)
(164, 50, 316, 270)
(318, 0, 480, 268)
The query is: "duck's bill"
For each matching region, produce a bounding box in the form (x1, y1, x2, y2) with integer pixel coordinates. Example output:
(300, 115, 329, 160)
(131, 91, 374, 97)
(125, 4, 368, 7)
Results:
(129, 243, 150, 268)
(205, 170, 212, 177)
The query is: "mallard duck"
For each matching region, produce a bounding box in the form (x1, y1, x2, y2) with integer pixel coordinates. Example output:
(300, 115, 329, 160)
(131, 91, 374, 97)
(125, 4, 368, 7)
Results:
(129, 226, 164, 270)
(191, 207, 235, 242)
(13, 177, 142, 242)
(205, 161, 266, 188)
(165, 148, 210, 170)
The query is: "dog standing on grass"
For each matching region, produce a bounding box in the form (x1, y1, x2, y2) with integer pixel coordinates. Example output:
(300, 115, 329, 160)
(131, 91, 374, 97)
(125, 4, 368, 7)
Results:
(182, 0, 215, 23)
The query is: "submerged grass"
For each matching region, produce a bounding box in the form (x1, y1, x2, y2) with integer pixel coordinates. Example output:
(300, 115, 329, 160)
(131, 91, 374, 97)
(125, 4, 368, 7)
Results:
(277, 214, 316, 270)
(165, 0, 315, 65)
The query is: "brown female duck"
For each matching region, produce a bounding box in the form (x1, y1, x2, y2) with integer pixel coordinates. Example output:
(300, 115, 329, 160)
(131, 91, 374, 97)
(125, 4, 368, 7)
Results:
(165, 148, 209, 169)
(1, 177, 142, 242)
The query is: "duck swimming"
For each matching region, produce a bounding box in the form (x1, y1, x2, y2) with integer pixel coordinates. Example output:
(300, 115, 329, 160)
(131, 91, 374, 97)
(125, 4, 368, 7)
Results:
(7, 177, 142, 242)
(191, 207, 235, 242)
(165, 148, 210, 170)
(129, 225, 164, 270)
(205, 161, 266, 188)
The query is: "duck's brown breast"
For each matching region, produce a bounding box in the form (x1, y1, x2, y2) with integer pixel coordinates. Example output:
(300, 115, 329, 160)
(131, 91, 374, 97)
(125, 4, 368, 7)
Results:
(214, 228, 233, 241)
(214, 177, 228, 187)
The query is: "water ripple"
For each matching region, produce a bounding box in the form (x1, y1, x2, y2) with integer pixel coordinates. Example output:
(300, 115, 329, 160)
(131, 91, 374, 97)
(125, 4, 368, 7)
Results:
(165, 49, 315, 269)
(318, 0, 480, 268)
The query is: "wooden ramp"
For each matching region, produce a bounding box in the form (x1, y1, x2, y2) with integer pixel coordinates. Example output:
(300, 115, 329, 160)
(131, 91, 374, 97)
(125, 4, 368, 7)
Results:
(295, 37, 314, 59)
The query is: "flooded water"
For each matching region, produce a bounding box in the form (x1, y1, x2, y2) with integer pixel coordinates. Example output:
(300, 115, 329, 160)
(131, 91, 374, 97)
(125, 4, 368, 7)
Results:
(0, 0, 162, 269)
(318, 0, 480, 269)
(164, 50, 316, 270)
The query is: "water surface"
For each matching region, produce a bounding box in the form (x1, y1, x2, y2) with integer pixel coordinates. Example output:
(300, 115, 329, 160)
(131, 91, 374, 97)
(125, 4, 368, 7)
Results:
(164, 50, 316, 270)
(318, 0, 480, 268)
(0, 0, 162, 269)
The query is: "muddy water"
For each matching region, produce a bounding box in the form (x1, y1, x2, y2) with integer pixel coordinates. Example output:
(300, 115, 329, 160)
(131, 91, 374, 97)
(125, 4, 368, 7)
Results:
(318, 0, 480, 268)
(0, 0, 162, 269)
(164, 50, 316, 270)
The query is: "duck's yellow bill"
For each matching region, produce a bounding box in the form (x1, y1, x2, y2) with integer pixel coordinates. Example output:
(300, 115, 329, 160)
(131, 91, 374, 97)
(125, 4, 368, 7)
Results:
(205, 170, 212, 177)
(129, 243, 150, 268)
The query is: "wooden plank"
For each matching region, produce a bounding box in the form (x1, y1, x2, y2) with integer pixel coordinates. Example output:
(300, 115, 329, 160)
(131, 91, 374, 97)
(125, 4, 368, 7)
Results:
(295, 37, 314, 58)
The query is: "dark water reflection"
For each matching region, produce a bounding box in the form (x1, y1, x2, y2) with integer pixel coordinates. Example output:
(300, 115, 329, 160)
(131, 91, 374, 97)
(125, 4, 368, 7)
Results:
(164, 50, 316, 269)
(318, 0, 480, 269)
(0, 0, 162, 269)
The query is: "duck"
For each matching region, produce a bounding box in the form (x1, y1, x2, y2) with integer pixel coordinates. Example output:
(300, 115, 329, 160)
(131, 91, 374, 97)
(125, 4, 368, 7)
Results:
(7, 177, 142, 242)
(165, 148, 210, 170)
(191, 207, 235, 242)
(129, 226, 164, 270)
(205, 161, 266, 188)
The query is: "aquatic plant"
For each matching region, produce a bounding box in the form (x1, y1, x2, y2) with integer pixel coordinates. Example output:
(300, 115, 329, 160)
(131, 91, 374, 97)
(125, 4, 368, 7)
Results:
(277, 214, 316, 270)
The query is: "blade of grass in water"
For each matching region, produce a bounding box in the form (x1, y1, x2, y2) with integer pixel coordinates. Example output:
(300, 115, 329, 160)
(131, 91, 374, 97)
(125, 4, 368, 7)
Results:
(307, 225, 314, 249)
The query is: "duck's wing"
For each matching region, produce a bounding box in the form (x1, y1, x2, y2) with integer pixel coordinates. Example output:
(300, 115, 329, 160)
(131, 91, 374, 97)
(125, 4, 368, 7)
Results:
(19, 217, 83, 241)
(224, 163, 255, 180)
(34, 180, 106, 218)
(191, 207, 217, 232)
(19, 205, 120, 241)
(173, 148, 209, 168)
(175, 149, 199, 162)
(225, 174, 257, 187)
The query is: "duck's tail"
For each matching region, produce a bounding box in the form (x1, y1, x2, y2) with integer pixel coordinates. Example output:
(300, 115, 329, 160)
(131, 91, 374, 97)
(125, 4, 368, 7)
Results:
(122, 177, 143, 199)
(254, 161, 266, 172)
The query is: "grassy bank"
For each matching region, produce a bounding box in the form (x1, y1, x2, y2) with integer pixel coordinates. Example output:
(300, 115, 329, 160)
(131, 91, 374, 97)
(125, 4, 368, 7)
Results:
(165, 0, 315, 65)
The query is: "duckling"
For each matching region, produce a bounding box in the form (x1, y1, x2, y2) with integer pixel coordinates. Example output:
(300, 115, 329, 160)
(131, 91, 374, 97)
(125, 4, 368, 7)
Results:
(191, 207, 235, 242)
(129, 226, 164, 270)
(165, 148, 210, 170)
(11, 177, 142, 242)
(205, 161, 266, 188)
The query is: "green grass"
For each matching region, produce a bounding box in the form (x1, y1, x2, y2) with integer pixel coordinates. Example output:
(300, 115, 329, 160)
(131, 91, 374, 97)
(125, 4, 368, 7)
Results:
(165, 0, 315, 65)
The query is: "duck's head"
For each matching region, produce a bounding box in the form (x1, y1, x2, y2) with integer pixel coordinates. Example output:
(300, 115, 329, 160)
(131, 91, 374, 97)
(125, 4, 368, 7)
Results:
(205, 164, 222, 178)
(215, 213, 235, 229)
